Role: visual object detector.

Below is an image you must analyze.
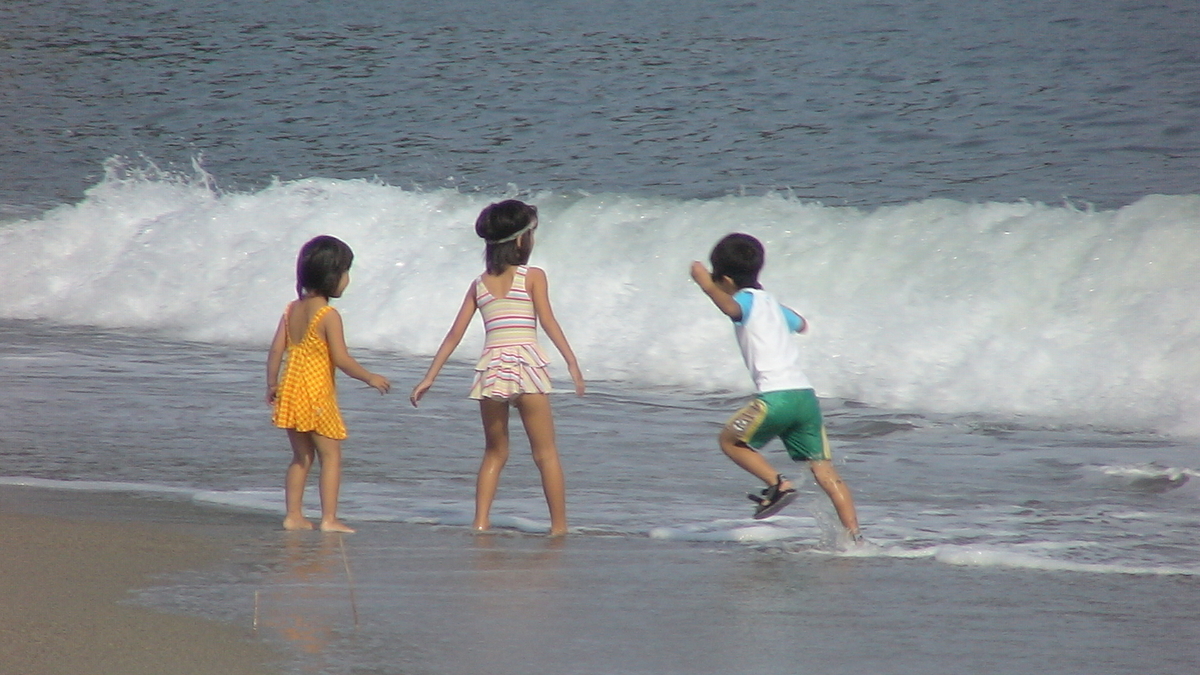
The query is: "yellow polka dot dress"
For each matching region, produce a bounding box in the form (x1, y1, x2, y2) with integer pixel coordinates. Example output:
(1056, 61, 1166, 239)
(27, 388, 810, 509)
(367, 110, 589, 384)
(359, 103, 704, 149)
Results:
(272, 304, 347, 439)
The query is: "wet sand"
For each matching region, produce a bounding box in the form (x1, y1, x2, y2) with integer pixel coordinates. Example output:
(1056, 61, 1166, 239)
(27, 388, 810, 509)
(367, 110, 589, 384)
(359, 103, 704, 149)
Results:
(0, 487, 281, 675)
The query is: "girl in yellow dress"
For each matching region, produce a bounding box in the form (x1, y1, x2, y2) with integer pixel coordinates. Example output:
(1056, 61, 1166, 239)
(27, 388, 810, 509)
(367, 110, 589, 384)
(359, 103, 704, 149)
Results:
(267, 235, 390, 533)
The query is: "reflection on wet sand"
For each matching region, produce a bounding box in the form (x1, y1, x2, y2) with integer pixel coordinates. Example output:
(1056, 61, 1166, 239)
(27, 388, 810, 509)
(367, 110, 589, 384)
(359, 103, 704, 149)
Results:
(253, 527, 573, 673)
(256, 533, 356, 659)
(464, 533, 569, 668)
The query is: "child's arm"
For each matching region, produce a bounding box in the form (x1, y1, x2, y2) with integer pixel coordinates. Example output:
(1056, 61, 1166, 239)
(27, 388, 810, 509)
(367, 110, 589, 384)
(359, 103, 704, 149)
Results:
(781, 305, 809, 334)
(526, 266, 585, 396)
(410, 284, 478, 406)
(690, 261, 743, 320)
(265, 314, 288, 404)
(320, 308, 391, 394)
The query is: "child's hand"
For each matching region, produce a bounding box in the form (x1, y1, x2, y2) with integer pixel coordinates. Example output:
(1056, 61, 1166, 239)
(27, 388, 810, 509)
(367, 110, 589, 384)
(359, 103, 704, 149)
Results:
(367, 373, 391, 395)
(569, 364, 586, 397)
(265, 385, 278, 405)
(691, 260, 742, 319)
(410, 379, 433, 407)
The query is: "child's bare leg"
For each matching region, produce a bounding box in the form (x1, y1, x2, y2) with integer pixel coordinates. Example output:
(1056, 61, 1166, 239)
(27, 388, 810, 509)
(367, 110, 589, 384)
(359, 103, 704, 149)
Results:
(809, 459, 860, 535)
(312, 434, 354, 534)
(718, 428, 793, 491)
(476, 398, 512, 532)
(515, 393, 568, 536)
(284, 430, 316, 530)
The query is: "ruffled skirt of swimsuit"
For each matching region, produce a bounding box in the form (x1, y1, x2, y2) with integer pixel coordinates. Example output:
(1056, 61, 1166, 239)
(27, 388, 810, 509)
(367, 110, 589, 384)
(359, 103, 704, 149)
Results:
(468, 343, 552, 400)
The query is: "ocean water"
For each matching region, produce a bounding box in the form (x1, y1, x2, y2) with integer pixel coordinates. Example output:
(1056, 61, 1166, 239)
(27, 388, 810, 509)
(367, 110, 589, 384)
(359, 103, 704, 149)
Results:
(2, 0, 1198, 212)
(2, 0, 1200, 673)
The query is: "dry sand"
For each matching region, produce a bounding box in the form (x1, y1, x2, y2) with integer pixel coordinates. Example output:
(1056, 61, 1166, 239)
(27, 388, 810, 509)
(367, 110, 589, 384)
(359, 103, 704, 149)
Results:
(0, 507, 282, 675)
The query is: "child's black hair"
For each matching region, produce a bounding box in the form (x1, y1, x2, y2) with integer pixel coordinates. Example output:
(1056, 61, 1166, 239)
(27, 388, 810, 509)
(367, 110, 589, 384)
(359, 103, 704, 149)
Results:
(296, 235, 354, 298)
(476, 199, 537, 276)
(710, 233, 764, 289)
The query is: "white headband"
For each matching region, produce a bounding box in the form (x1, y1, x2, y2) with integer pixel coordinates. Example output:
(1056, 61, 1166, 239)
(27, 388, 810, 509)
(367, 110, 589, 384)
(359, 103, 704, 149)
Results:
(487, 222, 536, 244)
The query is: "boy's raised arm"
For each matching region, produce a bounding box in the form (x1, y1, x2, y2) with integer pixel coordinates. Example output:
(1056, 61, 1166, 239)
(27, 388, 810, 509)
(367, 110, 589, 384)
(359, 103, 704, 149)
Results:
(690, 261, 743, 321)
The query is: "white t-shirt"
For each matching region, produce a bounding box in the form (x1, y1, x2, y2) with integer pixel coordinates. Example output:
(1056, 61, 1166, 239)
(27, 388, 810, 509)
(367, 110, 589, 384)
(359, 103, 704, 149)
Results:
(732, 288, 813, 393)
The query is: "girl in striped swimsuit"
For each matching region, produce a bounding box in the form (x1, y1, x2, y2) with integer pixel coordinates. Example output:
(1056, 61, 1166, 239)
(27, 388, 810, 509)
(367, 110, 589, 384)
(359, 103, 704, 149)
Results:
(410, 200, 585, 536)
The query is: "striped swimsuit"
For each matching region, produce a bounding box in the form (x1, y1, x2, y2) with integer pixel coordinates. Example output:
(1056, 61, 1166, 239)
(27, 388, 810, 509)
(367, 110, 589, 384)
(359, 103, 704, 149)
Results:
(469, 265, 553, 399)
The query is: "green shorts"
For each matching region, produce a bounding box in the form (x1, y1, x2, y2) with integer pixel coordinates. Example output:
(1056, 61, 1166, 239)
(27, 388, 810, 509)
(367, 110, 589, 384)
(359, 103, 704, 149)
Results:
(724, 389, 831, 462)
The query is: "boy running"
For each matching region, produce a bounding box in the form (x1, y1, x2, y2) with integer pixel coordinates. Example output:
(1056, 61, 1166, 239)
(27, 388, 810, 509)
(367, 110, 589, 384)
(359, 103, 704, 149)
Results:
(690, 233, 861, 541)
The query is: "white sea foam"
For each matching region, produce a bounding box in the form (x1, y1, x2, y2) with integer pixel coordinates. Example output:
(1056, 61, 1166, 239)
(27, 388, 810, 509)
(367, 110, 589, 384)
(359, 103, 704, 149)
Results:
(0, 475, 193, 496)
(929, 546, 1200, 576)
(3, 163, 1200, 435)
(648, 518, 809, 543)
(1095, 463, 1199, 481)
(816, 541, 1200, 575)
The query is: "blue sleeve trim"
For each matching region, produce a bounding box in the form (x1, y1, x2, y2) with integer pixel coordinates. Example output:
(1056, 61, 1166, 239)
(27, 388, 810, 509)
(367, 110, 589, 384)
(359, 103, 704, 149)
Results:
(733, 290, 754, 325)
(783, 306, 805, 333)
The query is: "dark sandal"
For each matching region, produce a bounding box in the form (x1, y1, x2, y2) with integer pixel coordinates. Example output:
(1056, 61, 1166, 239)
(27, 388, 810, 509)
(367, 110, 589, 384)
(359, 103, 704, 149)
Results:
(750, 474, 797, 519)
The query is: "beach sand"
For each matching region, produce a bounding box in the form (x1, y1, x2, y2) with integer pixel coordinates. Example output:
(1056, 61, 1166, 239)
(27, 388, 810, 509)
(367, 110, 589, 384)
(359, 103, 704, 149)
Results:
(0, 487, 282, 675)
(3, 481, 1198, 675)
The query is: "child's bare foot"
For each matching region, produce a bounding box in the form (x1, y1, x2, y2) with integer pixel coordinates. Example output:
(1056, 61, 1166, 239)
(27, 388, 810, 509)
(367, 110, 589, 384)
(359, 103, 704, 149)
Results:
(283, 515, 315, 531)
(548, 527, 568, 537)
(471, 520, 490, 532)
(319, 519, 356, 534)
